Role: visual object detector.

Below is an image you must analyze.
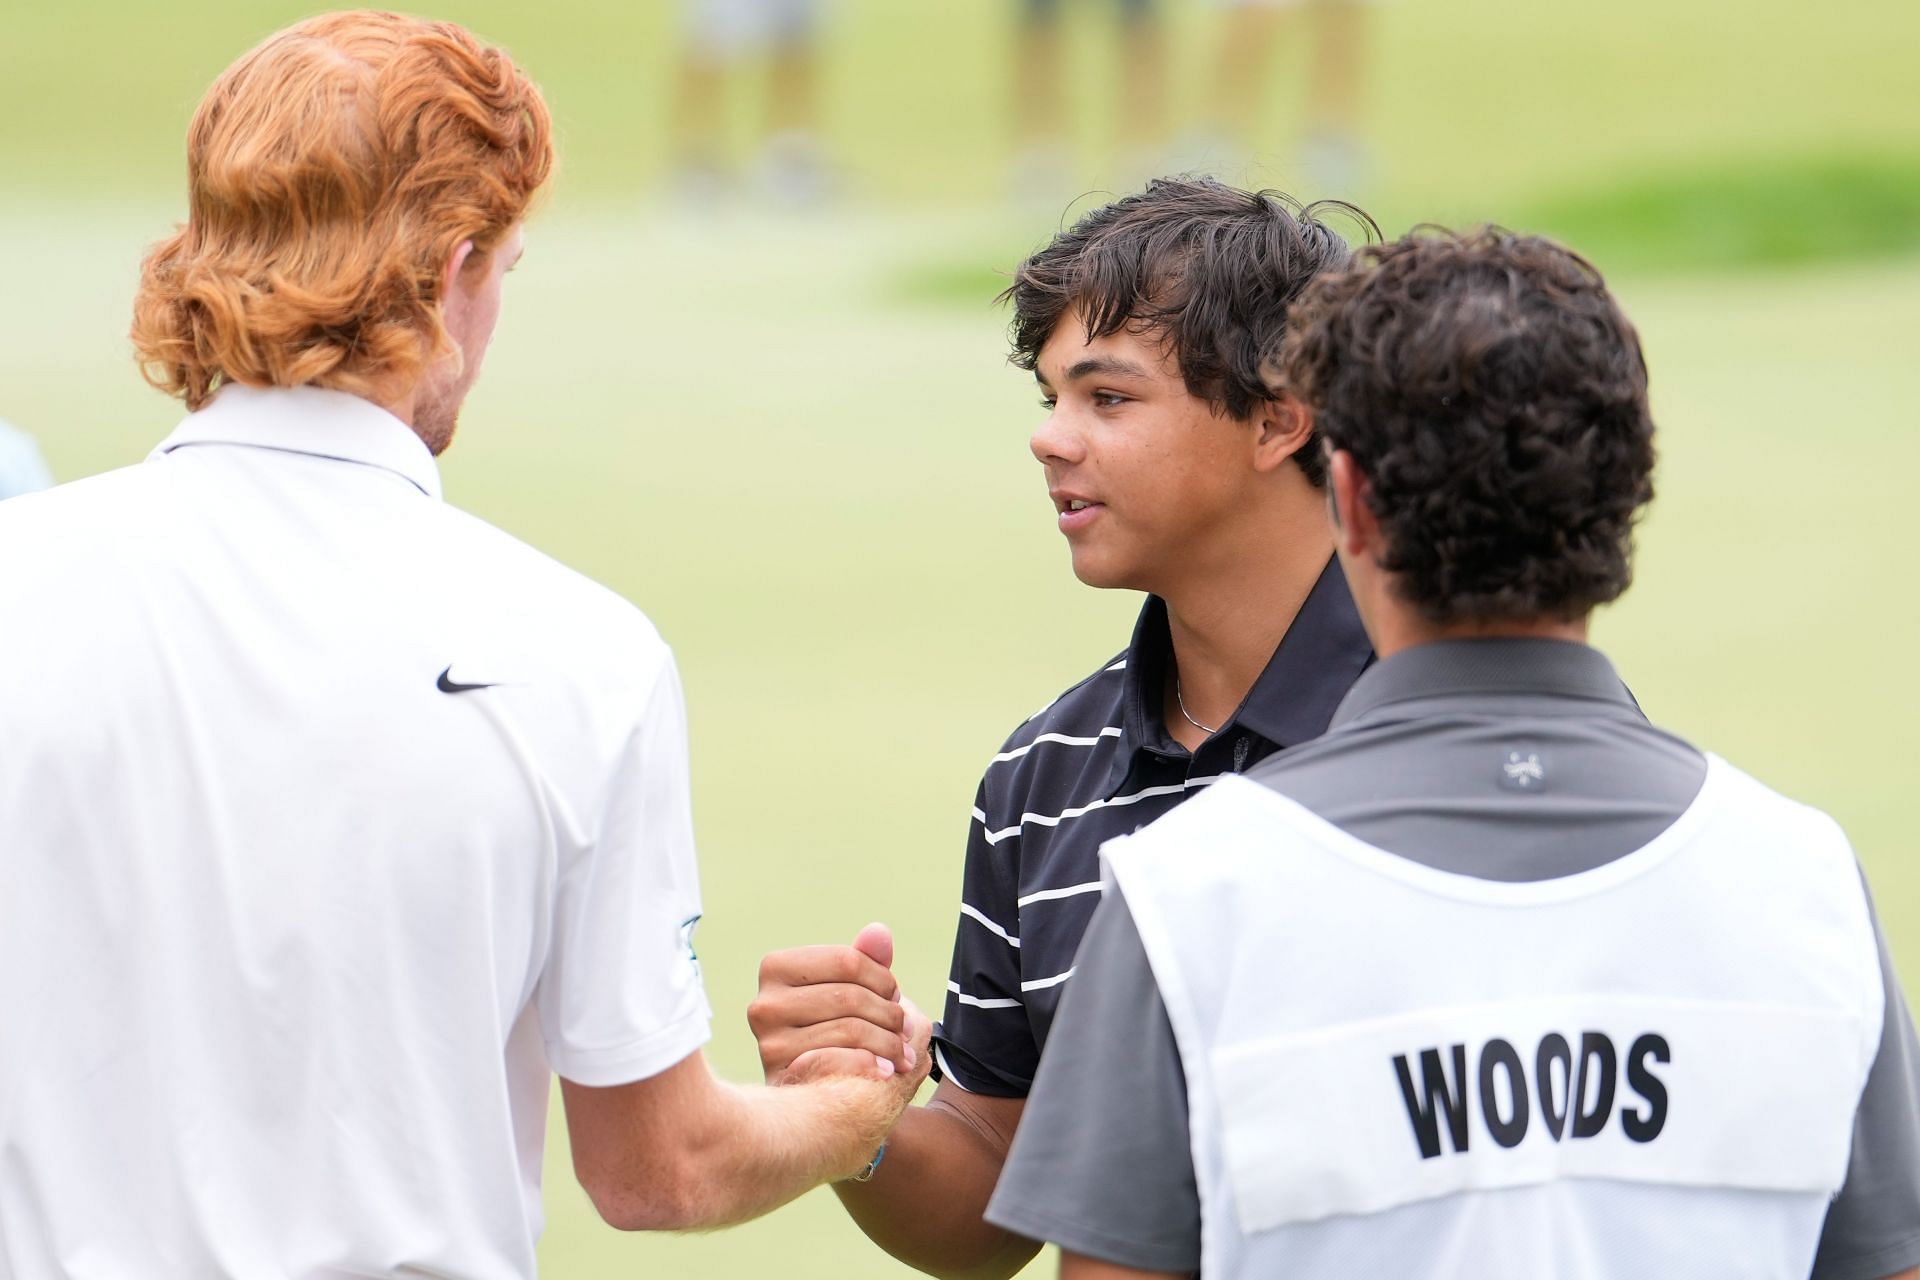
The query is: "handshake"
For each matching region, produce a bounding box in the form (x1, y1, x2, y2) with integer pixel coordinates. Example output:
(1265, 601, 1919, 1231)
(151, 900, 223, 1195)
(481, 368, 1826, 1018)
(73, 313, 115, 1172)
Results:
(748, 921, 928, 1088)
(740, 920, 1037, 1274)
(566, 920, 937, 1236)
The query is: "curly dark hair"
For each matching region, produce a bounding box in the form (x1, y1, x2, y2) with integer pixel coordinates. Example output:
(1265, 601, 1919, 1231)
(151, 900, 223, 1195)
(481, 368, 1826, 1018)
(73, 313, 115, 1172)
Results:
(1000, 177, 1379, 487)
(1276, 227, 1656, 624)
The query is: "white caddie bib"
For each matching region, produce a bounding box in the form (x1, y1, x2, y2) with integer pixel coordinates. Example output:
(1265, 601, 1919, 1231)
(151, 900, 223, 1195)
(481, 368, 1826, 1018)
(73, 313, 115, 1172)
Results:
(1105, 757, 1883, 1280)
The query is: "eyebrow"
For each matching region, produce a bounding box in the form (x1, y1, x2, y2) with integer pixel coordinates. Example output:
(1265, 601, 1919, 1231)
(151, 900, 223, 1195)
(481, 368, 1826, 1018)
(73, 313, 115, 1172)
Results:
(1035, 356, 1153, 387)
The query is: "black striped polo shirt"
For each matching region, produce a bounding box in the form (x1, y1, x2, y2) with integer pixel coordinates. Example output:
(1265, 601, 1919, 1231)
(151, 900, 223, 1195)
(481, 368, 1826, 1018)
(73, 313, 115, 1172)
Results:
(932, 557, 1374, 1096)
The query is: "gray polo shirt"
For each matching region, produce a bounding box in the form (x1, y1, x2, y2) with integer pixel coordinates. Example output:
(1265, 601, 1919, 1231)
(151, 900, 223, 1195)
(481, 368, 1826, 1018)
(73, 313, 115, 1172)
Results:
(986, 638, 1920, 1279)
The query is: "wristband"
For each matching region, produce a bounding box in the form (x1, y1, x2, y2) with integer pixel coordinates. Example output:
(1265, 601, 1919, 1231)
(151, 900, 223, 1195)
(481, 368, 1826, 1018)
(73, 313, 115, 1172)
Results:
(847, 1143, 886, 1184)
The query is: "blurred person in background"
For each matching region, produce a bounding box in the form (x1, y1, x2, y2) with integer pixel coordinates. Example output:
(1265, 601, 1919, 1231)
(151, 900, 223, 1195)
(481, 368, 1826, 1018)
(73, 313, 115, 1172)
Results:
(1011, 0, 1168, 203)
(746, 178, 1378, 1279)
(0, 418, 54, 498)
(1181, 0, 1373, 195)
(0, 12, 925, 1277)
(671, 0, 834, 205)
(988, 228, 1920, 1280)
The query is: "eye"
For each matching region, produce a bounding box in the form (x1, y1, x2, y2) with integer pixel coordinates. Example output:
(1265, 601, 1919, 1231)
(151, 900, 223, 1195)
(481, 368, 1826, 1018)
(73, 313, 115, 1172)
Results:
(1039, 396, 1058, 410)
(1092, 391, 1129, 409)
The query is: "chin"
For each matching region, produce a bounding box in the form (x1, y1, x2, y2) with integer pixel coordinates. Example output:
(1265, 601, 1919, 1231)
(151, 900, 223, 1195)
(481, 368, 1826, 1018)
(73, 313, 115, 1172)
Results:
(1067, 551, 1141, 593)
(413, 403, 461, 457)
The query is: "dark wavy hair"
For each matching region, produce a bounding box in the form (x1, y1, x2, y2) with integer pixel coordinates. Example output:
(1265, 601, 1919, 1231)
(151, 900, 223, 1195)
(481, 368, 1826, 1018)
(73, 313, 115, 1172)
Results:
(1276, 226, 1657, 623)
(1001, 177, 1379, 486)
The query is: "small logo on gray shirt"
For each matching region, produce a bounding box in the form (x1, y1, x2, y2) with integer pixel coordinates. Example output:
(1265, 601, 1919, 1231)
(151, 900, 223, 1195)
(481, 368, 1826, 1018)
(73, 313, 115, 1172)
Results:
(1500, 748, 1547, 791)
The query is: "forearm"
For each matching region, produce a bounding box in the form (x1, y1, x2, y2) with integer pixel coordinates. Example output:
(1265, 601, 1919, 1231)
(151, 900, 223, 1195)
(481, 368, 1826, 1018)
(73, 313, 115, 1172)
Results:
(563, 1055, 909, 1234)
(1059, 1252, 1181, 1280)
(833, 1099, 1041, 1280)
(674, 1074, 902, 1231)
(745, 925, 1030, 1274)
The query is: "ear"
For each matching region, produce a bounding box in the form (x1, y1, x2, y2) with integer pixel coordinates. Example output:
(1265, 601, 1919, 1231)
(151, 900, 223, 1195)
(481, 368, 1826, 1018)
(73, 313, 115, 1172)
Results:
(1328, 449, 1379, 559)
(439, 238, 478, 313)
(1250, 395, 1315, 473)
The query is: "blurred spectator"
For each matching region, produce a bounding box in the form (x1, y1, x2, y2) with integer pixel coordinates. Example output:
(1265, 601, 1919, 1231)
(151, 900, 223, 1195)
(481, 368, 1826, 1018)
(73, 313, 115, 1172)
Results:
(670, 0, 833, 206)
(1011, 0, 1168, 203)
(1188, 0, 1372, 194)
(0, 420, 54, 500)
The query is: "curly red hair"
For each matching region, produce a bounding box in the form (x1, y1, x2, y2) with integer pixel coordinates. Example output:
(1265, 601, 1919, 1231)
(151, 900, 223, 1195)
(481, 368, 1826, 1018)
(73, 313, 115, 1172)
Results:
(132, 10, 553, 409)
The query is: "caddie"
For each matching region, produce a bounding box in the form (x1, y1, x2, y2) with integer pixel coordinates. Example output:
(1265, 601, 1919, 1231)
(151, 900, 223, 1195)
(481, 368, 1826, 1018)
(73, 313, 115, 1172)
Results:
(986, 227, 1920, 1280)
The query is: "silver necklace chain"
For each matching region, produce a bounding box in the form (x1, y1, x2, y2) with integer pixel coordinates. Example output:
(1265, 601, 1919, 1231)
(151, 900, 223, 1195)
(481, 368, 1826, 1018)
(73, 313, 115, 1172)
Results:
(1174, 678, 1220, 736)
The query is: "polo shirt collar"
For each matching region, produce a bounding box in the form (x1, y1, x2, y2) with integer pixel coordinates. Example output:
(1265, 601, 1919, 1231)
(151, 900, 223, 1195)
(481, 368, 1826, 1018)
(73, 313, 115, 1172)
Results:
(1331, 636, 1635, 730)
(149, 383, 443, 500)
(1107, 556, 1374, 790)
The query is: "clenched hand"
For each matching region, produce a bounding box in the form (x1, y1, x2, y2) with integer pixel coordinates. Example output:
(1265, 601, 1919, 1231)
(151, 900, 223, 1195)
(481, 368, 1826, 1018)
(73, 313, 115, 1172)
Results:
(749, 922, 922, 1084)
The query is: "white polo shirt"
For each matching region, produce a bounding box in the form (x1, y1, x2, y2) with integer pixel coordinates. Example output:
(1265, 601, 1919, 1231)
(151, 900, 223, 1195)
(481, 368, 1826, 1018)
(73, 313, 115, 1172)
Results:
(0, 385, 712, 1279)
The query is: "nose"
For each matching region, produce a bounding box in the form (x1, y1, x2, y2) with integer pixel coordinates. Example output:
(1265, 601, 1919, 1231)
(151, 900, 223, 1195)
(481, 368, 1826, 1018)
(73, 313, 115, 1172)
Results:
(1029, 404, 1085, 467)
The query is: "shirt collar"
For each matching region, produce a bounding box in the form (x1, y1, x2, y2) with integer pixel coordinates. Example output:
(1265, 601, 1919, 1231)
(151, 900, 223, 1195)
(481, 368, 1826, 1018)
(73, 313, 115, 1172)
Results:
(148, 383, 443, 501)
(1330, 636, 1637, 730)
(1107, 556, 1375, 790)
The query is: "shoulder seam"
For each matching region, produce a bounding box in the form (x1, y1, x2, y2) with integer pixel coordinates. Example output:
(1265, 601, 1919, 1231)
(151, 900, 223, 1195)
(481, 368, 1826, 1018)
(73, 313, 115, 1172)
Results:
(1004, 649, 1129, 742)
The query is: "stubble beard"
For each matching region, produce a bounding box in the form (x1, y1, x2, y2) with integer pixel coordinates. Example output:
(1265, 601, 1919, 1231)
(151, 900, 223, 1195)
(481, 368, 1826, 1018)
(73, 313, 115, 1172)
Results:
(412, 370, 468, 457)
(414, 398, 459, 457)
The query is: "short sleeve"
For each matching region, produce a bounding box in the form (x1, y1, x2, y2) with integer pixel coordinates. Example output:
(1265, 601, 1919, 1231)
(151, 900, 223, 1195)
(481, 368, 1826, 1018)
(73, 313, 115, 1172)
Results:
(0, 423, 54, 499)
(932, 774, 1040, 1097)
(1811, 880, 1920, 1280)
(985, 887, 1201, 1273)
(537, 657, 712, 1087)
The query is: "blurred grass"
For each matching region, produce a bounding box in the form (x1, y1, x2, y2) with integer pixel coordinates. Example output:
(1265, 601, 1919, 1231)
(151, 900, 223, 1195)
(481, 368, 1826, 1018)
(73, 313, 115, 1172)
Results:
(4, 1, 1920, 1277)
(6, 0, 1919, 208)
(888, 151, 1920, 309)
(1527, 152, 1920, 273)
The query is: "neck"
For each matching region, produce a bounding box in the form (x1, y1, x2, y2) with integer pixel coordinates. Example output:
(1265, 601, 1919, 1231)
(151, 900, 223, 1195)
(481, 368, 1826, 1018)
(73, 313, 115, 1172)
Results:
(372, 381, 457, 457)
(1369, 612, 1590, 661)
(370, 380, 418, 428)
(366, 356, 457, 452)
(1158, 474, 1333, 741)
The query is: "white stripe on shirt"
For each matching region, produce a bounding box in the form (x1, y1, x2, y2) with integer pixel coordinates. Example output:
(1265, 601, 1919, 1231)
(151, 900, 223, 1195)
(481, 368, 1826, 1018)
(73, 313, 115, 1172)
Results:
(989, 727, 1123, 765)
(1016, 880, 1105, 908)
(980, 775, 1225, 847)
(1019, 967, 1076, 993)
(947, 980, 1022, 1010)
(960, 902, 1021, 948)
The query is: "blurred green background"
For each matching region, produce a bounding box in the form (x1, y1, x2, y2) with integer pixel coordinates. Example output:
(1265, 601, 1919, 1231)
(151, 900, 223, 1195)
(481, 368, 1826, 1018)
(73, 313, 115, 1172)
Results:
(3, 0, 1917, 1276)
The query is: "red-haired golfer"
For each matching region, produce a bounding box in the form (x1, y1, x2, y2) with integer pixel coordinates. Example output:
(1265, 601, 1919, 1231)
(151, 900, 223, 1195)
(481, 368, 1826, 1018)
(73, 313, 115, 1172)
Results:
(0, 13, 923, 1276)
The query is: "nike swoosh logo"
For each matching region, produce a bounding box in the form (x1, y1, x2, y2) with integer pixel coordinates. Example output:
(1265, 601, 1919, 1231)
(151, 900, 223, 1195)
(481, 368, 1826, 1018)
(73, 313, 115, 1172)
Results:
(437, 666, 497, 694)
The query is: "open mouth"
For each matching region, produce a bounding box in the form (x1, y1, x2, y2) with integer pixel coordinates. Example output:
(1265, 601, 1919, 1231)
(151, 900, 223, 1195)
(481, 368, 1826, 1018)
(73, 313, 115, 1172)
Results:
(1053, 495, 1104, 530)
